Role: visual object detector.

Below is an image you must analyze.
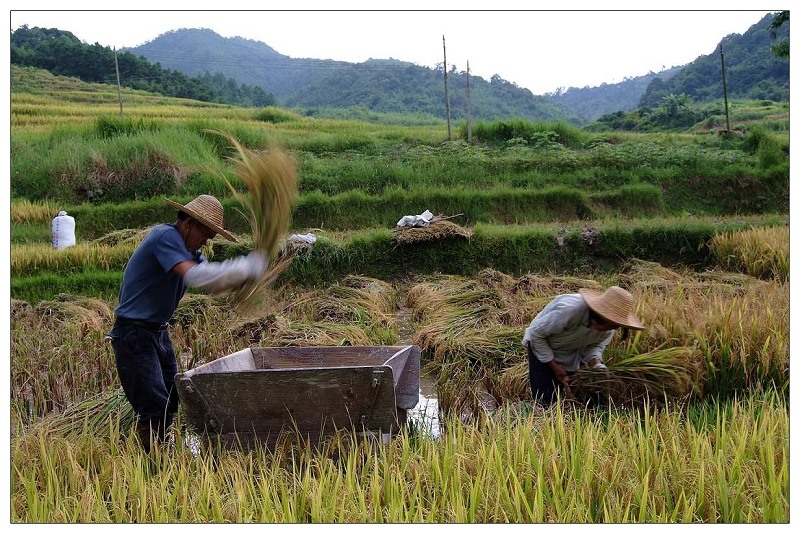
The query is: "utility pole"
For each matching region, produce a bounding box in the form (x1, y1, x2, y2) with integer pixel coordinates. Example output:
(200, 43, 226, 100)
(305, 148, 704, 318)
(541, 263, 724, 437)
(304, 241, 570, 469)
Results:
(442, 35, 452, 140)
(466, 60, 472, 142)
(114, 47, 124, 116)
(720, 45, 731, 133)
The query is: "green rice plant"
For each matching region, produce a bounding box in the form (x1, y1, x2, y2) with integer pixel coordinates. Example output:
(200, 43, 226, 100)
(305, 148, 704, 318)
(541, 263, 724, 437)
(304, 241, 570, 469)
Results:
(253, 106, 301, 124)
(710, 226, 788, 281)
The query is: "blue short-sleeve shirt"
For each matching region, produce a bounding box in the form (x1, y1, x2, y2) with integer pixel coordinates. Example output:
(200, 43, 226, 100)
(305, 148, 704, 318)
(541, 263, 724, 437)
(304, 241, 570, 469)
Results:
(115, 223, 204, 324)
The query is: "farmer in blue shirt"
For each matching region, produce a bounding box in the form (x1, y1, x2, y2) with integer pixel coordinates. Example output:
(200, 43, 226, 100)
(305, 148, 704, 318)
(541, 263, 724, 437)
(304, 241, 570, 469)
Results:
(522, 286, 644, 406)
(108, 195, 266, 452)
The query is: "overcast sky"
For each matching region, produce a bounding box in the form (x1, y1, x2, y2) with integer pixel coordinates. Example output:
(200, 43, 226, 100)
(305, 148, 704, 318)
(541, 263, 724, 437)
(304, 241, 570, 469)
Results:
(9, 2, 776, 95)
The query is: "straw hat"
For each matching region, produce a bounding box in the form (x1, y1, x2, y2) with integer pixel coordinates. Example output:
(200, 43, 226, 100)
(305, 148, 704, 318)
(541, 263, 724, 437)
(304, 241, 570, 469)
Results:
(165, 195, 237, 242)
(578, 286, 644, 330)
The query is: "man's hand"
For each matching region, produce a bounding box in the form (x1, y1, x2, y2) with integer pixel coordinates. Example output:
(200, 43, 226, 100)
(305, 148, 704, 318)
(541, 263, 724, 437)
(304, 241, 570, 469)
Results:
(548, 360, 569, 387)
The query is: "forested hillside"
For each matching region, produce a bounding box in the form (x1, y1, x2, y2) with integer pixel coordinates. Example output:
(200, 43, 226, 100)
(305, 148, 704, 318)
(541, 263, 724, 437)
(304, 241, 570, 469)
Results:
(542, 67, 682, 123)
(127, 28, 575, 123)
(10, 26, 276, 107)
(639, 13, 788, 107)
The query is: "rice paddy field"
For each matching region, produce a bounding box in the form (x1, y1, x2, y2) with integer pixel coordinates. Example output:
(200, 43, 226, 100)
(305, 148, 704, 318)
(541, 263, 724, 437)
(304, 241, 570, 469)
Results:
(8, 66, 790, 524)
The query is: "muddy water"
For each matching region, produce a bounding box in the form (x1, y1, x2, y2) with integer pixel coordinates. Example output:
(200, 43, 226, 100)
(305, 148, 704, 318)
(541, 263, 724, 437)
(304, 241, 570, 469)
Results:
(407, 373, 441, 438)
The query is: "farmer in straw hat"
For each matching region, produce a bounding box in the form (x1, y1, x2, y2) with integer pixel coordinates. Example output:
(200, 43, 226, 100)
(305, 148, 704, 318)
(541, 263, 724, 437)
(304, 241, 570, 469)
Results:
(521, 285, 644, 406)
(107, 195, 267, 452)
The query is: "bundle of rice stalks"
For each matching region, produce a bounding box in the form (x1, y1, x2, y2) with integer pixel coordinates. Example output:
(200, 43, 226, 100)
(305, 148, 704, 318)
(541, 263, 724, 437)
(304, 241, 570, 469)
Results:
(513, 274, 602, 297)
(267, 321, 372, 347)
(229, 313, 285, 345)
(695, 269, 764, 288)
(90, 227, 151, 247)
(475, 268, 516, 289)
(495, 361, 531, 401)
(171, 293, 231, 329)
(28, 388, 135, 438)
(10, 299, 32, 322)
(341, 275, 396, 306)
(421, 326, 521, 375)
(31, 295, 113, 333)
(313, 285, 393, 327)
(571, 346, 705, 408)
(212, 130, 298, 312)
(392, 219, 472, 245)
(618, 258, 683, 287)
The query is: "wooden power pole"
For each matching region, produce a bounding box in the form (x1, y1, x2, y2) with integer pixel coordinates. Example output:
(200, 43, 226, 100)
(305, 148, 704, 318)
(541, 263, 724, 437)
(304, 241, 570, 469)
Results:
(114, 47, 124, 116)
(442, 35, 452, 140)
(466, 61, 472, 142)
(720, 45, 731, 133)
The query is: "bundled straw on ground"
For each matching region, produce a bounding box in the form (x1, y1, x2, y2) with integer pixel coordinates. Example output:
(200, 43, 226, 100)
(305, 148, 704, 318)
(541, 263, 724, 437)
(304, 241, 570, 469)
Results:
(29, 388, 135, 438)
(392, 219, 472, 245)
(211, 131, 299, 312)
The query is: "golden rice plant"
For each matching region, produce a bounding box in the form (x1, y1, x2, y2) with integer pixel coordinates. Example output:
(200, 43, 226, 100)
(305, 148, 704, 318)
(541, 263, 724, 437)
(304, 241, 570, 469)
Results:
(710, 225, 789, 281)
(11, 198, 59, 223)
(572, 346, 706, 408)
(211, 130, 298, 312)
(10, 242, 136, 277)
(266, 321, 373, 347)
(633, 280, 788, 394)
(10, 392, 789, 523)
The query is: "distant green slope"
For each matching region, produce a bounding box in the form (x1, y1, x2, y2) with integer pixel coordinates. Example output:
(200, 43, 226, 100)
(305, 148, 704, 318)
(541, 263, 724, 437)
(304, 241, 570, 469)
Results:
(639, 13, 788, 107)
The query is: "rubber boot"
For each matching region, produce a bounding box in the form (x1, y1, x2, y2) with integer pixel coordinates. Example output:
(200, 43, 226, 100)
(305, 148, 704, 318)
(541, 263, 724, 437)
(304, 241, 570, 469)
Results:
(136, 420, 153, 453)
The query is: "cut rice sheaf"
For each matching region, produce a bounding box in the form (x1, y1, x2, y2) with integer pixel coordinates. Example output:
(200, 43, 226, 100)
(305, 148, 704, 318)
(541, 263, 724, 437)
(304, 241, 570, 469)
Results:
(211, 130, 299, 313)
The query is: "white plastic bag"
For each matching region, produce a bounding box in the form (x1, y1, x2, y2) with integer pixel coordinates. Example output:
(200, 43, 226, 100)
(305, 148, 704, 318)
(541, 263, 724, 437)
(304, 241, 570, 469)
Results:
(396, 209, 434, 228)
(52, 211, 76, 249)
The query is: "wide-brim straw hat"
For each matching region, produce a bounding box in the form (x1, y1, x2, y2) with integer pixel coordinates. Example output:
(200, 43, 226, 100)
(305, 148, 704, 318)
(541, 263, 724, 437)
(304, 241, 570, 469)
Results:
(578, 285, 644, 330)
(166, 195, 238, 242)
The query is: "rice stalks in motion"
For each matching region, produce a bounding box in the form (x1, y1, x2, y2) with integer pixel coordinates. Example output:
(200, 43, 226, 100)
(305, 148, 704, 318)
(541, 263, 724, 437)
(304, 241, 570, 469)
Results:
(211, 131, 298, 312)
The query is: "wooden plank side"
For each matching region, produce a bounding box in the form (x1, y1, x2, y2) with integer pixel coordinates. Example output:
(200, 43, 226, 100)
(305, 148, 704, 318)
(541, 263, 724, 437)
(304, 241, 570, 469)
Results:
(251, 346, 404, 370)
(183, 347, 255, 377)
(387, 346, 420, 409)
(181, 367, 399, 436)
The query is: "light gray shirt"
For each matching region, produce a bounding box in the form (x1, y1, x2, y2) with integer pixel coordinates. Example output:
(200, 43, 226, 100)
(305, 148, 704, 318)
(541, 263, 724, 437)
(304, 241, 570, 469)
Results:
(522, 293, 615, 372)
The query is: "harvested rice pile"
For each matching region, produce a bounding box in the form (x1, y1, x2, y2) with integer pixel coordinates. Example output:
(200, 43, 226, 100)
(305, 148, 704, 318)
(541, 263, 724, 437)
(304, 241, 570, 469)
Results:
(392, 218, 472, 245)
(31, 388, 135, 438)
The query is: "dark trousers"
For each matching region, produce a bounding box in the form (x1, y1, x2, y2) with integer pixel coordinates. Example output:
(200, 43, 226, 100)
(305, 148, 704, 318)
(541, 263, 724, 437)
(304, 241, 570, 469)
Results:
(109, 322, 179, 449)
(527, 345, 568, 406)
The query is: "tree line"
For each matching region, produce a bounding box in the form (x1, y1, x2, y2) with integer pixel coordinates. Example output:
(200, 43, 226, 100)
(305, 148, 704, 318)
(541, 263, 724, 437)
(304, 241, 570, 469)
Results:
(11, 25, 277, 108)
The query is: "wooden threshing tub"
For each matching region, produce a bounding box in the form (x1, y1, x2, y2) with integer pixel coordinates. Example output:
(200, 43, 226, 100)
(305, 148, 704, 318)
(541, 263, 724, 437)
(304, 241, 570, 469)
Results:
(175, 345, 420, 449)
